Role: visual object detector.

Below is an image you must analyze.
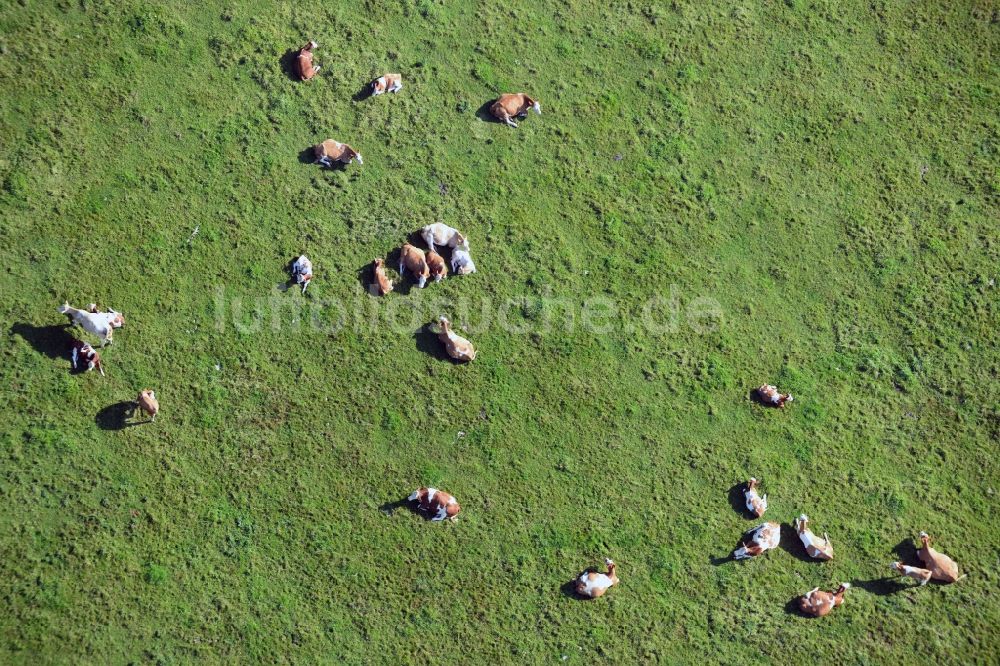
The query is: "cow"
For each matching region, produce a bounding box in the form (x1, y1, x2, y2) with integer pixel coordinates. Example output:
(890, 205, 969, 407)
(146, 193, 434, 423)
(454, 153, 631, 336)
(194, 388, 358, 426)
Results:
(891, 561, 933, 586)
(399, 243, 429, 288)
(733, 522, 781, 560)
(371, 73, 402, 95)
(437, 316, 476, 362)
(70, 339, 104, 376)
(313, 139, 363, 167)
(372, 258, 393, 296)
(917, 532, 963, 583)
(426, 250, 447, 282)
(794, 514, 834, 560)
(135, 389, 159, 422)
(490, 93, 541, 128)
(296, 41, 321, 80)
(744, 477, 767, 517)
(58, 302, 124, 347)
(574, 559, 619, 599)
(798, 583, 850, 617)
(292, 255, 313, 294)
(408, 487, 460, 521)
(420, 223, 466, 254)
(450, 245, 476, 275)
(756, 384, 793, 407)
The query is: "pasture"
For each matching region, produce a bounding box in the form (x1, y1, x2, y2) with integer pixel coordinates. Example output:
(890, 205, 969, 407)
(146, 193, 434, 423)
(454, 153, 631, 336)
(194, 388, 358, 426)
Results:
(1, 0, 998, 662)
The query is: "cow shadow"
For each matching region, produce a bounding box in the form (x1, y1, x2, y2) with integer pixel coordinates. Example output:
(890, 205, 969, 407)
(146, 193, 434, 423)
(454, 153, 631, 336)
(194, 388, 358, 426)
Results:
(852, 577, 910, 596)
(279, 49, 300, 81)
(378, 499, 410, 516)
(778, 523, 816, 563)
(892, 537, 918, 565)
(560, 579, 587, 599)
(298, 146, 319, 165)
(728, 482, 756, 519)
(413, 324, 453, 362)
(95, 400, 143, 431)
(474, 99, 501, 124)
(352, 82, 373, 102)
(10, 323, 76, 359)
(709, 553, 733, 566)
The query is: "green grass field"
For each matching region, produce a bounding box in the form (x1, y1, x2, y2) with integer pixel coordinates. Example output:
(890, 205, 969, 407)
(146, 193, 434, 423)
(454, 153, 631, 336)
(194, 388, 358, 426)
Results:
(1, 0, 998, 662)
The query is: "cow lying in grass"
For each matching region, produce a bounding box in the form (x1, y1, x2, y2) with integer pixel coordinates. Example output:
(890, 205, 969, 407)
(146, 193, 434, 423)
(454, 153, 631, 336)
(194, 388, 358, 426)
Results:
(70, 339, 104, 375)
(795, 514, 834, 560)
(490, 93, 541, 128)
(756, 384, 793, 407)
(744, 477, 767, 517)
(313, 139, 363, 167)
(408, 487, 460, 521)
(575, 559, 619, 599)
(372, 258, 393, 295)
(296, 41, 321, 80)
(437, 316, 475, 361)
(917, 532, 963, 583)
(798, 583, 850, 617)
(371, 73, 402, 95)
(733, 522, 780, 560)
(292, 255, 313, 294)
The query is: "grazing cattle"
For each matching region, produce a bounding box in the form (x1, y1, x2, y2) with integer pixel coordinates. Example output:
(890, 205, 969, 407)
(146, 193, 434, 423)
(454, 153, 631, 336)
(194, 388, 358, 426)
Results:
(420, 223, 466, 254)
(490, 93, 541, 128)
(296, 41, 321, 80)
(408, 487, 460, 521)
(292, 255, 313, 294)
(798, 583, 850, 617)
(58, 302, 124, 347)
(733, 522, 781, 560)
(744, 477, 768, 517)
(917, 532, 962, 583)
(372, 258, 393, 296)
(70, 339, 104, 376)
(756, 384, 793, 407)
(450, 245, 476, 275)
(575, 559, 619, 599)
(371, 72, 402, 95)
(437, 316, 476, 362)
(891, 561, 933, 586)
(399, 243, 430, 288)
(795, 514, 834, 560)
(426, 250, 448, 282)
(313, 139, 363, 167)
(135, 389, 159, 421)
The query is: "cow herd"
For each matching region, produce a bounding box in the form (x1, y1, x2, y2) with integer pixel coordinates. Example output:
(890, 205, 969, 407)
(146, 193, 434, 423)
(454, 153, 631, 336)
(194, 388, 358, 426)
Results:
(45, 37, 965, 614)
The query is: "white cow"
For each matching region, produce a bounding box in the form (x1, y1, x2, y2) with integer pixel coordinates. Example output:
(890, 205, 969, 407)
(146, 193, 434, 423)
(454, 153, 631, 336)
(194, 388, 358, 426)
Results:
(59, 303, 124, 347)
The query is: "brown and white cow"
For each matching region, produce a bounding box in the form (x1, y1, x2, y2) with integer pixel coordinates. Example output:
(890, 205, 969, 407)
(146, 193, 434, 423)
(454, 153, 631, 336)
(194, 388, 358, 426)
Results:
(917, 532, 963, 583)
(59, 302, 125, 347)
(575, 559, 619, 599)
(426, 250, 447, 283)
(296, 41, 321, 80)
(372, 258, 393, 296)
(371, 73, 402, 95)
(135, 389, 159, 422)
(744, 477, 768, 517)
(313, 139, 363, 167)
(490, 93, 541, 128)
(420, 223, 466, 254)
(408, 487, 460, 521)
(70, 339, 104, 376)
(437, 316, 476, 362)
(798, 583, 850, 617)
(891, 561, 933, 586)
(733, 522, 781, 560)
(399, 243, 429, 288)
(795, 514, 834, 560)
(292, 255, 313, 294)
(756, 384, 793, 407)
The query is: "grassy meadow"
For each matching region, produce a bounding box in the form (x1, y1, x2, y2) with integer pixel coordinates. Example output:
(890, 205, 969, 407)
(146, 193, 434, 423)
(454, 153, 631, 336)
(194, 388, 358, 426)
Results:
(1, 0, 998, 662)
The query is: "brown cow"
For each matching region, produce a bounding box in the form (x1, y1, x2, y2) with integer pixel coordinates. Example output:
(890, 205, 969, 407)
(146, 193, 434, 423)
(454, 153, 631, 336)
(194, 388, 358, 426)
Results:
(426, 250, 448, 283)
(574, 559, 619, 599)
(135, 389, 159, 422)
(917, 532, 963, 583)
(399, 243, 429, 288)
(372, 258, 393, 296)
(371, 73, 402, 95)
(408, 487, 460, 521)
(313, 139, 363, 167)
(490, 93, 541, 128)
(296, 41, 321, 80)
(798, 583, 850, 617)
